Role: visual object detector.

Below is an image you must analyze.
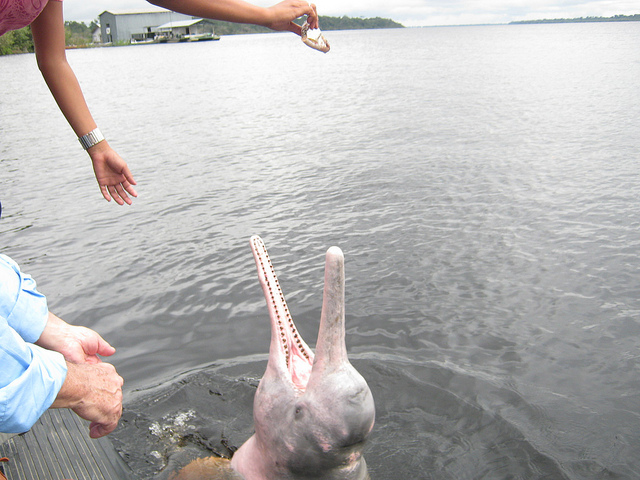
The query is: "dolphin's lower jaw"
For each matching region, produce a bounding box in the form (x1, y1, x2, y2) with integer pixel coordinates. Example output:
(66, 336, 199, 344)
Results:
(230, 237, 375, 480)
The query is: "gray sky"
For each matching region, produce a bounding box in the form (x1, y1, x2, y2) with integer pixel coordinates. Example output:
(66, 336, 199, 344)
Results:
(64, 0, 639, 26)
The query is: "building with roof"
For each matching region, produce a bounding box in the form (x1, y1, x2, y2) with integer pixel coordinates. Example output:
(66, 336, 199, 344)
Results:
(98, 9, 193, 43)
(91, 25, 101, 43)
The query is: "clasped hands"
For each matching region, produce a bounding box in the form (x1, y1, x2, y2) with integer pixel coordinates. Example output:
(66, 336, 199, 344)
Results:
(37, 312, 123, 438)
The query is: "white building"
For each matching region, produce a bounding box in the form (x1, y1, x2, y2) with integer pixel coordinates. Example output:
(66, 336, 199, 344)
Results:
(98, 9, 193, 43)
(91, 26, 101, 44)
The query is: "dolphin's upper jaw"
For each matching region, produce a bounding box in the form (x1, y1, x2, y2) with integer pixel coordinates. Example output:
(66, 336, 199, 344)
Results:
(250, 235, 314, 392)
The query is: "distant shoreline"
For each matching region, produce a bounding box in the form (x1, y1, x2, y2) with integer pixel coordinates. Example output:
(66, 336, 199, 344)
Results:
(510, 13, 640, 25)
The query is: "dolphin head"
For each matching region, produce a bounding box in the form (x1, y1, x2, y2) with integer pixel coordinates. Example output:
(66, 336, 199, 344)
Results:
(231, 236, 375, 480)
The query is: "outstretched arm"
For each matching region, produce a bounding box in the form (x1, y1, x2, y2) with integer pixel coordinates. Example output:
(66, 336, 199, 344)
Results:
(30, 1, 138, 205)
(147, 0, 318, 36)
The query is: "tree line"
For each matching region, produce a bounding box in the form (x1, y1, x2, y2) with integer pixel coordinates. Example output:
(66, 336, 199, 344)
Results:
(510, 13, 640, 24)
(190, 15, 403, 36)
(0, 20, 98, 55)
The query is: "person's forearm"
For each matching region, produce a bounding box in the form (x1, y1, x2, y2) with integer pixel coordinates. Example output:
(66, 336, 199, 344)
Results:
(36, 56, 98, 137)
(29, 0, 138, 206)
(30, 1, 98, 138)
(149, 0, 270, 26)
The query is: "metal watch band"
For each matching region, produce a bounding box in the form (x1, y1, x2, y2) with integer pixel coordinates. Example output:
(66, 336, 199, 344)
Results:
(78, 128, 105, 150)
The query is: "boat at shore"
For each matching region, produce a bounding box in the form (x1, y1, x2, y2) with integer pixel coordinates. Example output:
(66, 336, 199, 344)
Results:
(130, 18, 220, 45)
(183, 32, 220, 42)
(131, 32, 220, 44)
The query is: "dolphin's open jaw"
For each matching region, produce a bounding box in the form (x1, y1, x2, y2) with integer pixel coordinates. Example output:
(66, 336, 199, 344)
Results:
(250, 235, 314, 391)
(176, 237, 373, 480)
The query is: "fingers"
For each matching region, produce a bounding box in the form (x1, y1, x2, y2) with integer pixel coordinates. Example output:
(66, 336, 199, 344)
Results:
(106, 182, 134, 206)
(268, 0, 319, 33)
(121, 167, 139, 198)
(90, 145, 138, 205)
(122, 180, 138, 199)
(122, 166, 137, 186)
(100, 185, 112, 202)
(307, 2, 319, 29)
(96, 335, 116, 358)
(289, 2, 318, 37)
(82, 330, 116, 362)
(98, 177, 136, 205)
(89, 420, 119, 438)
(85, 363, 123, 438)
(107, 185, 123, 205)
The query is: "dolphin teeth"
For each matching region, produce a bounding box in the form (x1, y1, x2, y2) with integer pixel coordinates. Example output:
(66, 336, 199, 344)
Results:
(250, 235, 314, 376)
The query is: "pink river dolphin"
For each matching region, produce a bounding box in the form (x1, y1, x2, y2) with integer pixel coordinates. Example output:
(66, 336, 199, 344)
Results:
(172, 235, 375, 480)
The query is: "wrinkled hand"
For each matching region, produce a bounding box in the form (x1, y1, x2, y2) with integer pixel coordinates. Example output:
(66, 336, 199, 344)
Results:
(264, 0, 319, 35)
(36, 312, 116, 365)
(52, 362, 124, 438)
(88, 141, 138, 205)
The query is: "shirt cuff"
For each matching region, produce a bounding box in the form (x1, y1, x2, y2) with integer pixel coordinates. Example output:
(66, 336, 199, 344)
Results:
(8, 274, 48, 343)
(0, 345, 67, 434)
(0, 255, 49, 343)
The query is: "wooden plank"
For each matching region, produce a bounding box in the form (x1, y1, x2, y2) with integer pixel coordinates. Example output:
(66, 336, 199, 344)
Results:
(0, 410, 134, 480)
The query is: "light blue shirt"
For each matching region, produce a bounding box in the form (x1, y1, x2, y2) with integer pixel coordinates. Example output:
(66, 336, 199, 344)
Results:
(0, 254, 67, 433)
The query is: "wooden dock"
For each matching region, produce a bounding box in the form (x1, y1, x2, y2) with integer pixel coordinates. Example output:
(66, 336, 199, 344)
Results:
(0, 409, 134, 480)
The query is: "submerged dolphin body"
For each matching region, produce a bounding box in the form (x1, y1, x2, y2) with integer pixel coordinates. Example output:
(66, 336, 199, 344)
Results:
(173, 236, 375, 480)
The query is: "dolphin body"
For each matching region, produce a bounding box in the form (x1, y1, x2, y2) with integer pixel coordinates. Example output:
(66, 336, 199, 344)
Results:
(173, 236, 375, 480)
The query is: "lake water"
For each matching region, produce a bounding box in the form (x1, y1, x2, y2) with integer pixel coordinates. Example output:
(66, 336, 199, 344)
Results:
(1, 22, 640, 479)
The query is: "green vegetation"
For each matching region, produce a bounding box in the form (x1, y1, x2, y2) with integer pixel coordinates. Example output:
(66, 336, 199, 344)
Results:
(64, 20, 99, 46)
(302, 15, 404, 30)
(203, 20, 271, 36)
(0, 26, 34, 55)
(0, 20, 97, 55)
(511, 13, 640, 24)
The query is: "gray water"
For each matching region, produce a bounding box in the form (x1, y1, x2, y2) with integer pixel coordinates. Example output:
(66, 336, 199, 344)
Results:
(1, 23, 640, 479)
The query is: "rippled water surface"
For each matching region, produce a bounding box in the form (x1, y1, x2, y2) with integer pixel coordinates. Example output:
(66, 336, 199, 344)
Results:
(2, 23, 640, 479)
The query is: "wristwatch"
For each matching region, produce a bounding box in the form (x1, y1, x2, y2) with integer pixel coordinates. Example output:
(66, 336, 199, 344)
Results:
(78, 128, 105, 150)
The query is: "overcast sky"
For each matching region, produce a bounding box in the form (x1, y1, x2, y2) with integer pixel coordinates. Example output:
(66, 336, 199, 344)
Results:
(64, 0, 639, 27)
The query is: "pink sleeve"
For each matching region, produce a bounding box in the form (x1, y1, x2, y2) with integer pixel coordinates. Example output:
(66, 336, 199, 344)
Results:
(0, 0, 61, 35)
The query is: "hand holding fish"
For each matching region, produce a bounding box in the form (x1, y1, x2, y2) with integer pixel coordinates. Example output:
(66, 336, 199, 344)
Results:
(301, 19, 330, 52)
(263, 0, 319, 33)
